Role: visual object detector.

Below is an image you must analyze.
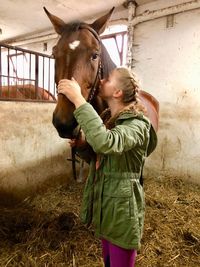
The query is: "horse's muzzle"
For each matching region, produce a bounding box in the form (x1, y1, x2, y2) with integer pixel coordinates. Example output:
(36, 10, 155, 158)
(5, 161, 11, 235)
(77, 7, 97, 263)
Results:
(52, 114, 78, 139)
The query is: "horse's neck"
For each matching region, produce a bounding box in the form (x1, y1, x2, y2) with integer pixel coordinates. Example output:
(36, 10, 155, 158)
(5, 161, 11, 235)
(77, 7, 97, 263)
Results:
(101, 43, 116, 78)
(91, 95, 107, 115)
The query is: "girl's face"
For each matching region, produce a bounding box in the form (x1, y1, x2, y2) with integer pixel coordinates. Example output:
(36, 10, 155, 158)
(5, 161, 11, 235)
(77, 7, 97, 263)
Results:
(99, 70, 119, 100)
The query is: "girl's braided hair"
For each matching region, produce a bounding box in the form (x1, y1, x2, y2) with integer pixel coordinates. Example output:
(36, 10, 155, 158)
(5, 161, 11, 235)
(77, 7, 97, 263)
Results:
(114, 67, 140, 103)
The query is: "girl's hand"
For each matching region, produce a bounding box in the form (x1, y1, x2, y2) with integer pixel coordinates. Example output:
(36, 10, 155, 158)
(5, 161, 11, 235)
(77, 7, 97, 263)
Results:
(58, 78, 86, 108)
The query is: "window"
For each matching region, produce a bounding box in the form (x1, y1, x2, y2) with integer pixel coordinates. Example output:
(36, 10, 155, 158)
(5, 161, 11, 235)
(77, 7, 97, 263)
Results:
(101, 25, 127, 66)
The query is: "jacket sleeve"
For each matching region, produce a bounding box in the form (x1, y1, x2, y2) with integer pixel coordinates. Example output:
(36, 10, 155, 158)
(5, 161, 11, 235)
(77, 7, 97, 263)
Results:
(74, 103, 150, 155)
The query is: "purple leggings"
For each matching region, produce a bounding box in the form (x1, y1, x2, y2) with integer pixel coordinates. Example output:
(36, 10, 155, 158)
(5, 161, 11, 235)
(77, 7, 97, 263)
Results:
(101, 239, 137, 267)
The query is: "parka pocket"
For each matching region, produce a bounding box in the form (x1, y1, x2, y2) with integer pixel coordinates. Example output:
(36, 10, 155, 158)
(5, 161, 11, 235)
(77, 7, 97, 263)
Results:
(102, 176, 132, 197)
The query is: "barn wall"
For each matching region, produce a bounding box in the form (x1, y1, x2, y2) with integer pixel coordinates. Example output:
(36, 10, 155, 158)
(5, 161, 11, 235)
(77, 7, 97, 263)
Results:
(134, 1, 200, 183)
(0, 101, 74, 199)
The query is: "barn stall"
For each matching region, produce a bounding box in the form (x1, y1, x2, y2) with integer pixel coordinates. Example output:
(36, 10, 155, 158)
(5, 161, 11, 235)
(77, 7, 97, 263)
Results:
(0, 0, 200, 266)
(0, 43, 73, 200)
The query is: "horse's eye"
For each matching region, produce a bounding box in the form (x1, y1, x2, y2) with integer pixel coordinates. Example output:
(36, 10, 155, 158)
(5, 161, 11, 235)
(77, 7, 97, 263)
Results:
(91, 53, 99, 61)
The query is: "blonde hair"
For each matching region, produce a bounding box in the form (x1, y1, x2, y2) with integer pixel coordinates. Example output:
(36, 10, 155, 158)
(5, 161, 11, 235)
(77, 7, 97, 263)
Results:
(114, 67, 140, 103)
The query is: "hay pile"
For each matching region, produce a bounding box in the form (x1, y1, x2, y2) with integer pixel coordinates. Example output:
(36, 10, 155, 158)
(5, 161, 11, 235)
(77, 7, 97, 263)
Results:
(0, 175, 199, 267)
(138, 176, 200, 267)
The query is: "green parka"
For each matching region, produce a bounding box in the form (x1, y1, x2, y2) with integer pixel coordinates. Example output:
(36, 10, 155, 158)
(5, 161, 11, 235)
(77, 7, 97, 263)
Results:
(74, 102, 157, 250)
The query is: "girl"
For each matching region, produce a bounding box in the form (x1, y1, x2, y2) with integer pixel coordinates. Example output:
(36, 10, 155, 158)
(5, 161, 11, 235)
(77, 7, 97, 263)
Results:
(58, 67, 157, 267)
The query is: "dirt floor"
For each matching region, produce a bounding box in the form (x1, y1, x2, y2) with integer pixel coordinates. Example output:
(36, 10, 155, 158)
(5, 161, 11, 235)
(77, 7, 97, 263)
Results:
(0, 175, 199, 267)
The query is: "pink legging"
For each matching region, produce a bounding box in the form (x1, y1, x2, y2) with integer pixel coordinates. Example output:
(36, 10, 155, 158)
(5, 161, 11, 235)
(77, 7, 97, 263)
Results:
(101, 239, 137, 267)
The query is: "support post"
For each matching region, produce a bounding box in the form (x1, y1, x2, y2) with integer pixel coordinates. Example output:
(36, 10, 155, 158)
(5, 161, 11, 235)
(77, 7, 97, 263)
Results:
(124, 0, 137, 69)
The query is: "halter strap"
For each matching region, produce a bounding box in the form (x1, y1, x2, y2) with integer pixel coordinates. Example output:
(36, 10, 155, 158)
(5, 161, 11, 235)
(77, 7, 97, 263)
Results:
(70, 25, 103, 180)
(79, 24, 101, 43)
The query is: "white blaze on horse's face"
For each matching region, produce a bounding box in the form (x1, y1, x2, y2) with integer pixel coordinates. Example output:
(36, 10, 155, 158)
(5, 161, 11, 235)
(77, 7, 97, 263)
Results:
(69, 40, 80, 50)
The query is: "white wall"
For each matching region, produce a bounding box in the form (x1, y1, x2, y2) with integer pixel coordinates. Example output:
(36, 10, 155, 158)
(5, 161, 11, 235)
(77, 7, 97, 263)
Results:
(0, 101, 74, 198)
(133, 1, 200, 183)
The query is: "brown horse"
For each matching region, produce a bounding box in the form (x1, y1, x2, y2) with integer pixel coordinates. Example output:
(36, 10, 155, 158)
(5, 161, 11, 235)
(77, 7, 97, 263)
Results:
(0, 84, 56, 101)
(44, 7, 159, 140)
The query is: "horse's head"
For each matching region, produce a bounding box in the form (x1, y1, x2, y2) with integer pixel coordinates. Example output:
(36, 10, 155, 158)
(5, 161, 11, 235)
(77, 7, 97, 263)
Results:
(44, 7, 114, 138)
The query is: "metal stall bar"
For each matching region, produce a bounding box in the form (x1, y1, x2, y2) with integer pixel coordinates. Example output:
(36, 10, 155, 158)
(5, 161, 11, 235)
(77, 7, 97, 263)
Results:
(15, 48, 18, 98)
(35, 54, 39, 100)
(42, 56, 45, 99)
(7, 48, 10, 97)
(0, 43, 56, 102)
(0, 45, 2, 97)
(48, 57, 51, 100)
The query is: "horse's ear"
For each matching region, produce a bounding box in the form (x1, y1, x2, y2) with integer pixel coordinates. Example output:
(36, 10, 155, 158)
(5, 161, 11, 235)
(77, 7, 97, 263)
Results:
(90, 7, 115, 35)
(43, 7, 65, 35)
